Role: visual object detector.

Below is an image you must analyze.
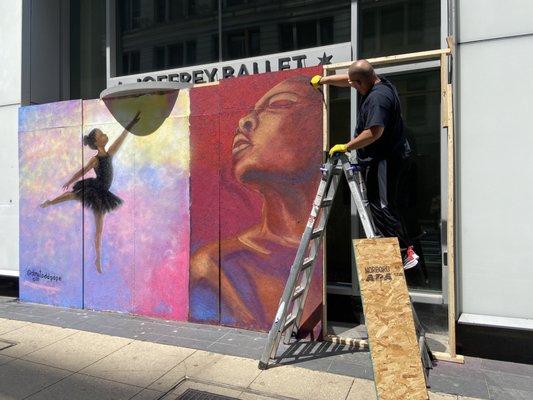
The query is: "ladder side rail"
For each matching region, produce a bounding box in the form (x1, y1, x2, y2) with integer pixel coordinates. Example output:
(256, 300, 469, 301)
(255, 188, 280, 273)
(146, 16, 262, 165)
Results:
(286, 172, 341, 340)
(258, 160, 337, 368)
(284, 236, 320, 344)
(341, 158, 378, 238)
(278, 165, 339, 344)
(259, 213, 319, 365)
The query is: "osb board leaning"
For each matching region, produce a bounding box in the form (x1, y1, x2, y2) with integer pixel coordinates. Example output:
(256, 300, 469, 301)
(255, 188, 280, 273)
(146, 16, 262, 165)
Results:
(354, 237, 427, 400)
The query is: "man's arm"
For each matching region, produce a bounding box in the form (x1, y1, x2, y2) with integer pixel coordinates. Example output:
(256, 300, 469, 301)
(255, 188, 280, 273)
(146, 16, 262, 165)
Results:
(328, 125, 384, 156)
(311, 74, 350, 88)
(346, 125, 384, 151)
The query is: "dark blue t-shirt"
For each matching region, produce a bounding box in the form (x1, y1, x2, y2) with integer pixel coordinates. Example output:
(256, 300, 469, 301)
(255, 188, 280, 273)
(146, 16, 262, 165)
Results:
(355, 76, 409, 161)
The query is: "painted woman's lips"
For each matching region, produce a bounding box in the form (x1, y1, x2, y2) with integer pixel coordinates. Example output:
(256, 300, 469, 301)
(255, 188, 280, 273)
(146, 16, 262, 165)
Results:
(232, 133, 251, 157)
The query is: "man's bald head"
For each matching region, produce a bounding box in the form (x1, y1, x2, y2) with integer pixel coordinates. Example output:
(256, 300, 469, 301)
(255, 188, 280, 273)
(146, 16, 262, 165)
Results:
(348, 60, 376, 81)
(347, 59, 378, 95)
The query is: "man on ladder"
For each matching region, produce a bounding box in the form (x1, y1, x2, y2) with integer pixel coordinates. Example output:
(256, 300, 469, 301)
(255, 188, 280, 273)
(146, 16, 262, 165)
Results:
(311, 59, 419, 270)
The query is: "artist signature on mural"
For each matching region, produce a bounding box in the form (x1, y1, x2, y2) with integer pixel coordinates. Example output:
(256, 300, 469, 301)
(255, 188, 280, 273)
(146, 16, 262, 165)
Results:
(26, 269, 62, 283)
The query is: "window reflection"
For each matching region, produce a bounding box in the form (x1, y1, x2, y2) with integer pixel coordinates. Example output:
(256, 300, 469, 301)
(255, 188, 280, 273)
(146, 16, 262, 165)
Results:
(385, 70, 442, 291)
(359, 0, 440, 58)
(116, 0, 350, 75)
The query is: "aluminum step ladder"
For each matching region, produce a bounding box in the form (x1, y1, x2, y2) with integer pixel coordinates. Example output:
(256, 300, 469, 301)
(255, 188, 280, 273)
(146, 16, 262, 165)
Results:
(258, 153, 434, 384)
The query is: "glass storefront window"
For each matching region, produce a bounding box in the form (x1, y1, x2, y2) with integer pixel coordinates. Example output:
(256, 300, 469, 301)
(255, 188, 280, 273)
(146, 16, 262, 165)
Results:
(115, 0, 350, 75)
(221, 0, 350, 61)
(326, 86, 352, 285)
(359, 0, 440, 59)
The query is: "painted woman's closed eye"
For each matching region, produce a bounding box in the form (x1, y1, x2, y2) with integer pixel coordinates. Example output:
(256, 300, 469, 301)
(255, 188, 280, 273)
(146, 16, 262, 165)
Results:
(266, 92, 299, 109)
(268, 99, 296, 109)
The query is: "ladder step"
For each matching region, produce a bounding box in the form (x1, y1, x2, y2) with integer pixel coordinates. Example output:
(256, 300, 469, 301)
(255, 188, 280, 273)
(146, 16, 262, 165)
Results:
(292, 285, 305, 300)
(302, 257, 314, 270)
(321, 197, 334, 207)
(283, 314, 297, 332)
(333, 166, 343, 175)
(311, 228, 324, 239)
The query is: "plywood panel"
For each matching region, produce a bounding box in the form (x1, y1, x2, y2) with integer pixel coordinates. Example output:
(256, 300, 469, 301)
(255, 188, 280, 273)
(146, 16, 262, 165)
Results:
(216, 68, 324, 333)
(189, 84, 221, 324)
(354, 238, 427, 400)
(18, 101, 83, 308)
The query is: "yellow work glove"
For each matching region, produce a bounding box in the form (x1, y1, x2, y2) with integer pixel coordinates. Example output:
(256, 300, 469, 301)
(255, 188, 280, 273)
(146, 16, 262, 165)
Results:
(329, 144, 348, 157)
(310, 75, 322, 90)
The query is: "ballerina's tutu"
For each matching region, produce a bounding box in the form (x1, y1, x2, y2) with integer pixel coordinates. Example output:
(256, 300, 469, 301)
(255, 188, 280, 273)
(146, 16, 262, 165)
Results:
(72, 155, 122, 213)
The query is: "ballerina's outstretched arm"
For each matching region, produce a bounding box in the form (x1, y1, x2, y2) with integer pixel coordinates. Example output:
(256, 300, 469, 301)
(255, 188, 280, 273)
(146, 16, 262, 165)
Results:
(108, 111, 141, 157)
(40, 156, 98, 208)
(61, 156, 98, 191)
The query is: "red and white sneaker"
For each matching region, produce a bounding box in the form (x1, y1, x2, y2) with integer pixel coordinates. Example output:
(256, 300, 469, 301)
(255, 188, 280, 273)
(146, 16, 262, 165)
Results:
(403, 246, 419, 270)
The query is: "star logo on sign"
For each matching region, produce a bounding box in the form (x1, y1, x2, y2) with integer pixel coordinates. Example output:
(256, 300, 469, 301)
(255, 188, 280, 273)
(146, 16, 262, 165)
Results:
(317, 52, 333, 65)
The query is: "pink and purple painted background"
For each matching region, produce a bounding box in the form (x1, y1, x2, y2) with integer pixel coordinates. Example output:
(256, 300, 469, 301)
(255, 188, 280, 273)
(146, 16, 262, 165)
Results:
(19, 92, 190, 320)
(19, 101, 84, 308)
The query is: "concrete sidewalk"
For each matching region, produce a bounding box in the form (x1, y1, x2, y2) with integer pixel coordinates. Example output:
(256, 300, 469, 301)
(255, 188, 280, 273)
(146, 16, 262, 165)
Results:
(0, 297, 531, 400)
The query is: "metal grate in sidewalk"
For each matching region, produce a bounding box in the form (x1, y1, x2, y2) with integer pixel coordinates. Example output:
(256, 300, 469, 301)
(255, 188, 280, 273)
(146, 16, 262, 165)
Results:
(176, 389, 238, 400)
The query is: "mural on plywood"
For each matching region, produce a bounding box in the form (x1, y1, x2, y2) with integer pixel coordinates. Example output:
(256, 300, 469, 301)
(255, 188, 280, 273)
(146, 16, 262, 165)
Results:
(190, 67, 324, 333)
(20, 91, 191, 320)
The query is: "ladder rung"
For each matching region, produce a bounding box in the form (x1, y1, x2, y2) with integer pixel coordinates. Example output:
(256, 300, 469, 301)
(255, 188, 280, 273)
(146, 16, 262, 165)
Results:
(283, 314, 297, 332)
(321, 197, 334, 207)
(311, 228, 324, 239)
(302, 257, 314, 270)
(333, 166, 343, 175)
(292, 286, 305, 300)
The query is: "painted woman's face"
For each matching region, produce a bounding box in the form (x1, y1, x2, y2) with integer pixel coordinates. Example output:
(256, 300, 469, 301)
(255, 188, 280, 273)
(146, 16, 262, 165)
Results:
(232, 78, 322, 186)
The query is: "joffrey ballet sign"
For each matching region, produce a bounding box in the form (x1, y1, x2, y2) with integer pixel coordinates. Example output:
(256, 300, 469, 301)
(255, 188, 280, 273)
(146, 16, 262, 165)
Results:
(109, 43, 352, 87)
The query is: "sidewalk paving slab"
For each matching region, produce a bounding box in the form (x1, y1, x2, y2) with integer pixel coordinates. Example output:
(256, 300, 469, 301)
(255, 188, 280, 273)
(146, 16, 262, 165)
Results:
(486, 385, 533, 400)
(0, 323, 78, 358)
(0, 358, 71, 399)
(250, 364, 354, 400)
(0, 318, 31, 335)
(23, 373, 146, 400)
(22, 330, 133, 372)
(79, 340, 195, 388)
(130, 389, 164, 400)
(344, 377, 377, 399)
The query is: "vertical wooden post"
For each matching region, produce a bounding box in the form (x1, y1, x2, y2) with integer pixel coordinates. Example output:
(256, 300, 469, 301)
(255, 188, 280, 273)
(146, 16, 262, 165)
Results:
(440, 54, 448, 128)
(446, 82, 456, 358)
(441, 46, 457, 359)
(322, 68, 330, 337)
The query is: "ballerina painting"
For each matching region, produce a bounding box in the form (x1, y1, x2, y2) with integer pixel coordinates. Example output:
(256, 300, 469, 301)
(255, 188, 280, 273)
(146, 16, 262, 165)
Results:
(40, 111, 141, 273)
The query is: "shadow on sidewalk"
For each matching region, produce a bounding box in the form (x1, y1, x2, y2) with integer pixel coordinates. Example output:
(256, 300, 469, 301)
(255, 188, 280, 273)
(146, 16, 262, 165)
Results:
(273, 340, 367, 368)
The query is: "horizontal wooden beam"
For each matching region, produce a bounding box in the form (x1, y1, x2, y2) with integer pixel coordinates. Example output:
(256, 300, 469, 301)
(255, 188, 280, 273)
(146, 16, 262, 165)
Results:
(193, 81, 220, 88)
(324, 334, 369, 349)
(433, 351, 464, 364)
(326, 335, 465, 364)
(324, 48, 452, 71)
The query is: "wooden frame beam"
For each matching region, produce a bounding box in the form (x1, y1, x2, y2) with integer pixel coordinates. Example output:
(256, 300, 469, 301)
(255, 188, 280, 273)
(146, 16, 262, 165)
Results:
(324, 48, 451, 71)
